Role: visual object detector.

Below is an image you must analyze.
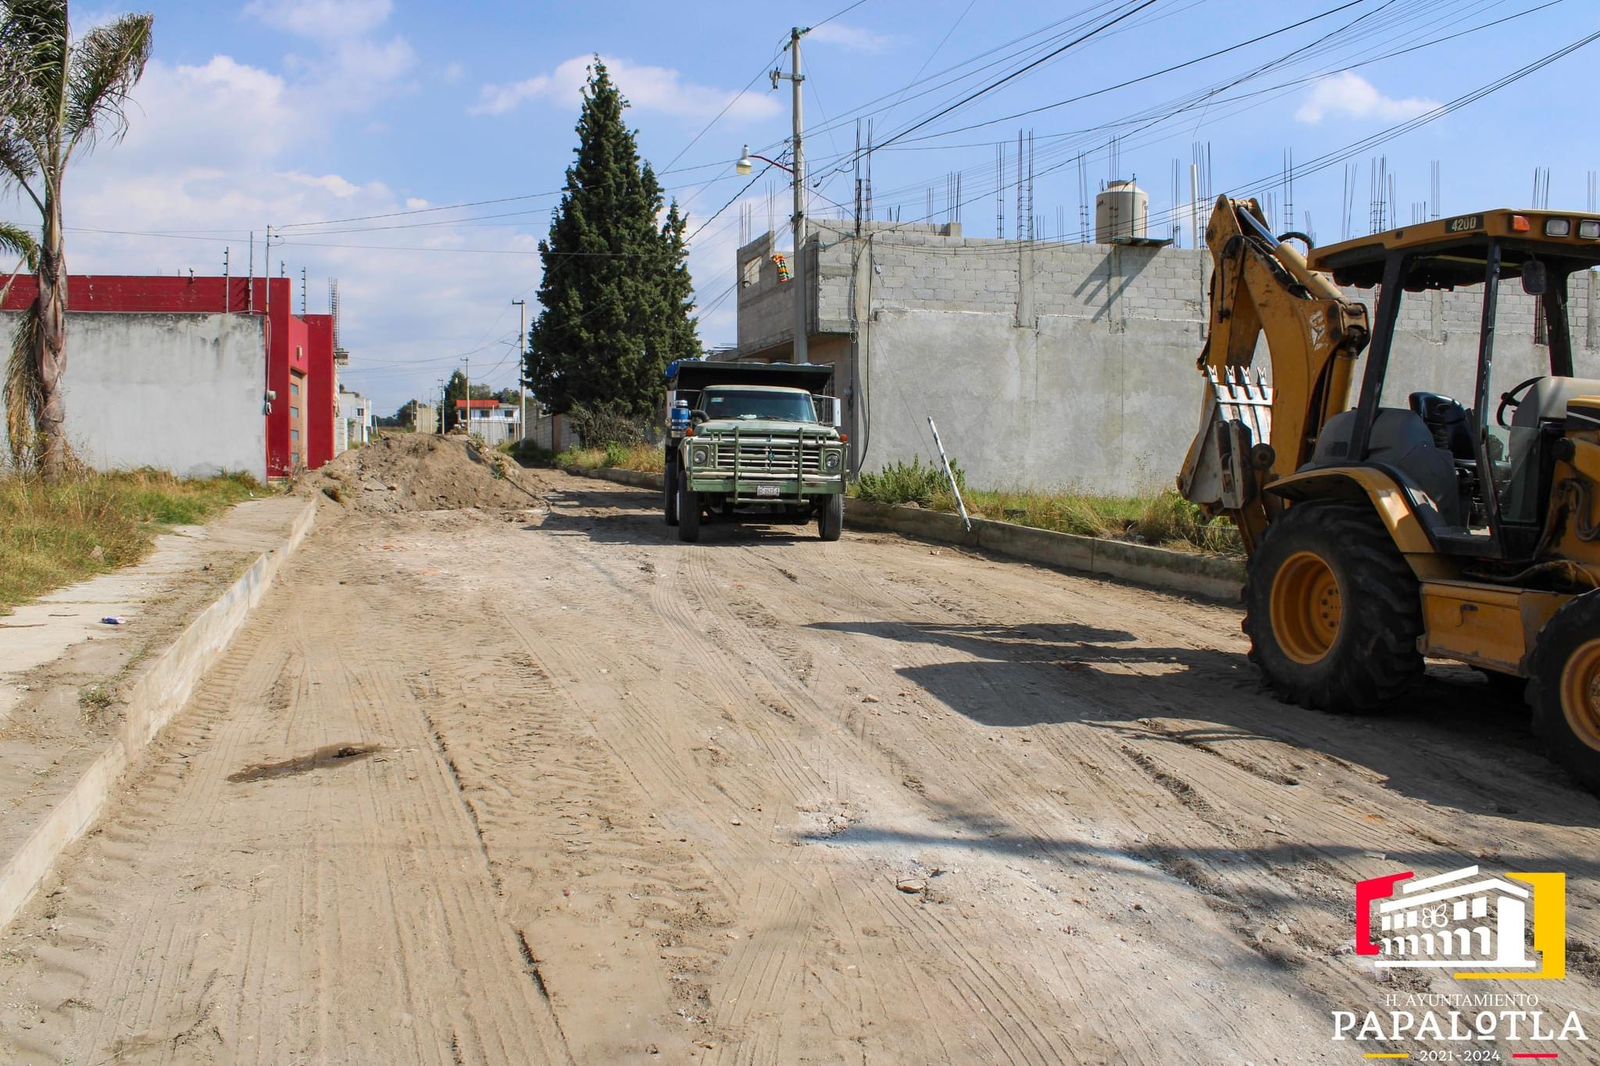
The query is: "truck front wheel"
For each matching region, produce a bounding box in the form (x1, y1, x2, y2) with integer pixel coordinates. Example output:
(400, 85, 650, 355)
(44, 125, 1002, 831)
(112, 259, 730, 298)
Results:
(664, 463, 679, 526)
(817, 494, 843, 541)
(678, 477, 701, 543)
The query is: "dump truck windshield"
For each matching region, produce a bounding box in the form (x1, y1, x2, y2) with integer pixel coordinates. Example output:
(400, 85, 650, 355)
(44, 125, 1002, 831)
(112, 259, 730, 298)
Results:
(701, 389, 817, 423)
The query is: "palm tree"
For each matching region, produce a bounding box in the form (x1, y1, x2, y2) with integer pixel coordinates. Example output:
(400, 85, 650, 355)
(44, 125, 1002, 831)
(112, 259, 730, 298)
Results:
(0, 1, 152, 478)
(1, 220, 40, 464)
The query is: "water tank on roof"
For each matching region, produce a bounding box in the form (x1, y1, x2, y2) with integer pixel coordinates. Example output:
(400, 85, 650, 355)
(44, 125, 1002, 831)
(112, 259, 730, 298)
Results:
(1095, 179, 1149, 244)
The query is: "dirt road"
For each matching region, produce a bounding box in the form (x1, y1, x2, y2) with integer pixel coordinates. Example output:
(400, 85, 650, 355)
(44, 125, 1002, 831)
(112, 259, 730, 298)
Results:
(2, 466, 1597, 1064)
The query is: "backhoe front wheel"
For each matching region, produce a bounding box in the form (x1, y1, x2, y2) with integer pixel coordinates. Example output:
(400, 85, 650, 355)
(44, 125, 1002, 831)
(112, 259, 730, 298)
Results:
(1243, 502, 1424, 712)
(1528, 591, 1600, 791)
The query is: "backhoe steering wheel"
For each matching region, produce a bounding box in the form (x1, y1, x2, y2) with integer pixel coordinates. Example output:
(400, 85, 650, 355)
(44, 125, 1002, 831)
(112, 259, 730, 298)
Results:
(1497, 376, 1543, 428)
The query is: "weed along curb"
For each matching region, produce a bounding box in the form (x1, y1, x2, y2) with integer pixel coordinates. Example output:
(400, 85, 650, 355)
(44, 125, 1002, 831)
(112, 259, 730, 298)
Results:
(0, 496, 321, 933)
(569, 466, 1244, 601)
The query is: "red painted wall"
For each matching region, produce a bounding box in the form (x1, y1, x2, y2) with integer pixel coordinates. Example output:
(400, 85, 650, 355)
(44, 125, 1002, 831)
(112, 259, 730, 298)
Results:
(304, 315, 336, 469)
(2, 275, 338, 478)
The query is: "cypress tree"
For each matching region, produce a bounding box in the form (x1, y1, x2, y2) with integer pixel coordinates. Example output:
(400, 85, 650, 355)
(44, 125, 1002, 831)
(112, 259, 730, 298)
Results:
(527, 59, 699, 422)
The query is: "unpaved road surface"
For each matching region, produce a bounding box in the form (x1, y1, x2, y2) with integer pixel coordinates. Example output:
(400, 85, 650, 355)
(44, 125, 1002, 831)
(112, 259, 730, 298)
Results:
(2, 469, 1597, 1064)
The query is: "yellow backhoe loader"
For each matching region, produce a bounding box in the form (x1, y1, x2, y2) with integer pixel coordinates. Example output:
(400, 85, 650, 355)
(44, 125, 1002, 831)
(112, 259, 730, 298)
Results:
(1180, 196, 1600, 789)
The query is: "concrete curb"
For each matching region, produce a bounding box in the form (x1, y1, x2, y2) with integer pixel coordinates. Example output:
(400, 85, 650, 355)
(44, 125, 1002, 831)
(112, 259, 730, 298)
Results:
(0, 495, 321, 932)
(567, 465, 1243, 602)
(566, 465, 664, 492)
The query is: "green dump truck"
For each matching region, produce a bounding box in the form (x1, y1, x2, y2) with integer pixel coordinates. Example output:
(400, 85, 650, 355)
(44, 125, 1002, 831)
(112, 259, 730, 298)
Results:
(663, 361, 847, 543)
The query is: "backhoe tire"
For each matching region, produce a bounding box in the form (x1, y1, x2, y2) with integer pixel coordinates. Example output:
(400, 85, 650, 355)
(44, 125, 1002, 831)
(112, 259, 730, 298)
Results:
(1242, 501, 1423, 713)
(664, 463, 679, 526)
(677, 478, 701, 543)
(1528, 591, 1600, 792)
(818, 494, 844, 542)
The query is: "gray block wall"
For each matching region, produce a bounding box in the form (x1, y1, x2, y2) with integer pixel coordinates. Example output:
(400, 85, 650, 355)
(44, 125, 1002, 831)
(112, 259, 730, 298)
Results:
(736, 221, 1599, 495)
(0, 312, 268, 479)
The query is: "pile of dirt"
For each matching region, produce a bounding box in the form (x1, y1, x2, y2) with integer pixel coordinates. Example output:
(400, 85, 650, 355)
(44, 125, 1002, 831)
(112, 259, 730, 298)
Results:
(299, 434, 549, 513)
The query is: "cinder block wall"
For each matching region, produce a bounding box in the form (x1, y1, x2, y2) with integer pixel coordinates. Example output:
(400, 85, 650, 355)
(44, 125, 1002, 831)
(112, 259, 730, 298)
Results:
(735, 221, 1599, 495)
(0, 312, 268, 479)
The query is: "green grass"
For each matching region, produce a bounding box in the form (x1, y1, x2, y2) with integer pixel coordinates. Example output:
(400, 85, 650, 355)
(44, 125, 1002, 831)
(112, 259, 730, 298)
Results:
(0, 468, 264, 613)
(558, 442, 665, 473)
(855, 458, 1240, 555)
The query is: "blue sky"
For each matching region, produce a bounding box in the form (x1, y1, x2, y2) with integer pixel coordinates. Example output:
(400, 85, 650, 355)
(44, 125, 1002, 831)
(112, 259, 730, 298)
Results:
(23, 0, 1598, 413)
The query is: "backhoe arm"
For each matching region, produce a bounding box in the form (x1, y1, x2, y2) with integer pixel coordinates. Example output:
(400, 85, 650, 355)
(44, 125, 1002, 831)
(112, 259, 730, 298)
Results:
(1178, 196, 1371, 551)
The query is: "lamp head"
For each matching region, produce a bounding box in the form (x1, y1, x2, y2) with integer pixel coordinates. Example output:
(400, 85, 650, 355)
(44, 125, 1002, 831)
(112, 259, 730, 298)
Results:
(736, 146, 753, 176)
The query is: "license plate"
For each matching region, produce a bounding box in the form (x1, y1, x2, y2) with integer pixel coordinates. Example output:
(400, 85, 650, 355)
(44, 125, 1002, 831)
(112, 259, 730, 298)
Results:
(755, 484, 780, 498)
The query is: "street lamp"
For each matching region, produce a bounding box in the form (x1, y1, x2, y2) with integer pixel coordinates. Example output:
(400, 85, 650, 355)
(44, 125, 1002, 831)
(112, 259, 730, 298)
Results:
(737, 146, 790, 177)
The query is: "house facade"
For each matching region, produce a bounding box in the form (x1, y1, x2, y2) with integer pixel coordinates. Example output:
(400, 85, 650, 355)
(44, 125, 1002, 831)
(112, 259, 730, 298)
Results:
(0, 275, 343, 480)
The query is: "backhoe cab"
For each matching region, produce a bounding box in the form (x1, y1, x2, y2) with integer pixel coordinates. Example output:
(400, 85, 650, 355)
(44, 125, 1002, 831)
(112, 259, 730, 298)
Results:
(1180, 196, 1600, 789)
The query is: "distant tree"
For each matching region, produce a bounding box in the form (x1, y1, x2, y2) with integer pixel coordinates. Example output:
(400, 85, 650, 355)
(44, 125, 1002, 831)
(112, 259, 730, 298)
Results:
(494, 387, 520, 406)
(526, 58, 699, 421)
(0, 2, 154, 479)
(375, 399, 419, 429)
(442, 369, 494, 431)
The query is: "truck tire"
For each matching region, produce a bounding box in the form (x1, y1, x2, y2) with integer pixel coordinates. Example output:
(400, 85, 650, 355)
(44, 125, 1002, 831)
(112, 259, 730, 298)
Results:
(1242, 501, 1423, 712)
(1528, 591, 1600, 792)
(664, 463, 679, 526)
(817, 494, 843, 542)
(677, 478, 701, 543)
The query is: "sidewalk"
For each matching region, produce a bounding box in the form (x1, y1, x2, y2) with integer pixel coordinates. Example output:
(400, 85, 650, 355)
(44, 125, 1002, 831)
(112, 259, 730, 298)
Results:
(1, 496, 308, 723)
(0, 494, 313, 926)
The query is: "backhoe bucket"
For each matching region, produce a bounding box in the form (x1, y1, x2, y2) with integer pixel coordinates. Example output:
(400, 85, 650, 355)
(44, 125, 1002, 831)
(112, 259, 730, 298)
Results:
(1178, 367, 1273, 512)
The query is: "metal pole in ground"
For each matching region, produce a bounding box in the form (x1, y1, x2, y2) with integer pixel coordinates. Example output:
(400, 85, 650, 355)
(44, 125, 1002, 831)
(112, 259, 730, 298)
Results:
(927, 416, 971, 532)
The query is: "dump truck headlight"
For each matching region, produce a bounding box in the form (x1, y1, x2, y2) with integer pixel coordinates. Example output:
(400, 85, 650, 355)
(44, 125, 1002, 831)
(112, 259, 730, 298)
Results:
(1580, 220, 1600, 240)
(1546, 218, 1572, 238)
(823, 449, 842, 472)
(691, 444, 712, 467)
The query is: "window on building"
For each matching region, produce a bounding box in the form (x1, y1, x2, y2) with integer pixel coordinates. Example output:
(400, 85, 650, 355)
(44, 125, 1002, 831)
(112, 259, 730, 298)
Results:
(291, 406, 300, 420)
(290, 382, 300, 398)
(291, 429, 300, 442)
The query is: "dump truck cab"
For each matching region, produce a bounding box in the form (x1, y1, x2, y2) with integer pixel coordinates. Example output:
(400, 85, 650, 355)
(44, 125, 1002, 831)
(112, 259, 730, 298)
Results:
(1180, 198, 1600, 790)
(662, 361, 847, 543)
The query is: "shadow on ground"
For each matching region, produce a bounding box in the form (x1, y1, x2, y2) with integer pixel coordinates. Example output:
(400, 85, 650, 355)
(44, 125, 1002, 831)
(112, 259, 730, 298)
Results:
(532, 486, 828, 547)
(808, 618, 1600, 831)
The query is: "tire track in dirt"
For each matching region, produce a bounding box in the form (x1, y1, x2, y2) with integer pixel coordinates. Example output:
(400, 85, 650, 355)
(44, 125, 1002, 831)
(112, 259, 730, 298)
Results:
(0, 513, 570, 1065)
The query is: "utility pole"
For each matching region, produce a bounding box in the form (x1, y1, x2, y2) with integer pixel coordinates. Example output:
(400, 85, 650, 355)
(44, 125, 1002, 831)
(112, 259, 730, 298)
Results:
(512, 298, 527, 444)
(464, 356, 470, 437)
(773, 27, 809, 363)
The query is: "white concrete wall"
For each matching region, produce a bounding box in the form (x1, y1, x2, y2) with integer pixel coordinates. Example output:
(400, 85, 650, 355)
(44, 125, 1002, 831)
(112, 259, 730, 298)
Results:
(0, 312, 266, 479)
(736, 224, 1600, 495)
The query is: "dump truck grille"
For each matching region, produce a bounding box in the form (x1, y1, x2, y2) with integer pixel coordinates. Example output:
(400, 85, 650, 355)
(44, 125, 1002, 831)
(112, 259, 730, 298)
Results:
(711, 439, 824, 475)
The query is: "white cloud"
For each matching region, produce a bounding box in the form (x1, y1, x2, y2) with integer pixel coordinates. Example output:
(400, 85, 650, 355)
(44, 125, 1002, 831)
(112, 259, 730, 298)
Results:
(244, 0, 393, 39)
(1294, 72, 1438, 124)
(472, 55, 781, 123)
(118, 57, 298, 164)
(807, 23, 892, 52)
(26, 50, 542, 416)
